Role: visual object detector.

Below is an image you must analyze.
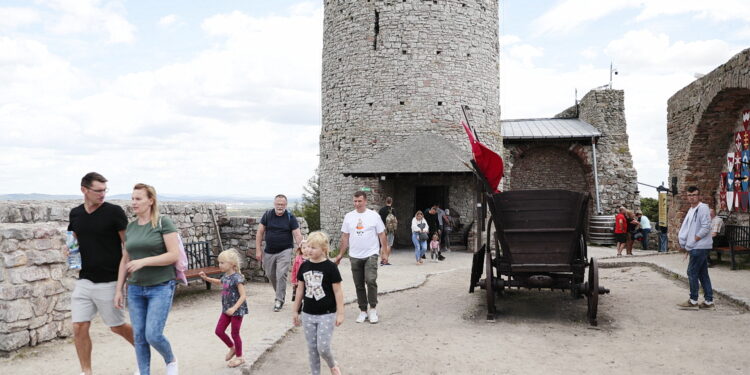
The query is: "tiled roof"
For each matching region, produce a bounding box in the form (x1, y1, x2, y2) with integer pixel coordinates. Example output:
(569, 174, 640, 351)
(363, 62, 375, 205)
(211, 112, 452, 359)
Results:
(501, 118, 601, 140)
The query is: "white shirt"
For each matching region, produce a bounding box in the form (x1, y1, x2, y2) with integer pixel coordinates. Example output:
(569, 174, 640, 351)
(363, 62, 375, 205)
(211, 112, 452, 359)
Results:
(341, 209, 385, 259)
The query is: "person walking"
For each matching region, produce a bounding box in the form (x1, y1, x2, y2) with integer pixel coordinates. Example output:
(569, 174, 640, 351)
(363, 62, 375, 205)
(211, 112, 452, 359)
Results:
(636, 210, 652, 250)
(423, 205, 444, 260)
(625, 209, 640, 255)
(334, 191, 387, 324)
(115, 183, 180, 375)
(199, 251, 248, 368)
(676, 186, 715, 310)
(293, 231, 344, 375)
(377, 197, 396, 265)
(411, 211, 429, 265)
(68, 172, 134, 375)
(614, 207, 628, 257)
(255, 194, 304, 312)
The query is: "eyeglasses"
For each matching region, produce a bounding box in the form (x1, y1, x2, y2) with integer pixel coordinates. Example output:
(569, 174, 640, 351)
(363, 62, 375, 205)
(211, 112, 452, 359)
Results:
(85, 187, 109, 194)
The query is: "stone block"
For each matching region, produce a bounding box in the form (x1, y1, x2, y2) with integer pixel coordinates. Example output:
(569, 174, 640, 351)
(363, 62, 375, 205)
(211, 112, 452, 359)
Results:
(32, 279, 65, 297)
(33, 238, 53, 250)
(0, 299, 33, 322)
(28, 315, 49, 329)
(58, 319, 72, 337)
(0, 284, 32, 300)
(8, 266, 50, 284)
(0, 330, 30, 351)
(26, 249, 65, 265)
(61, 277, 76, 291)
(33, 322, 59, 344)
(55, 294, 70, 311)
(0, 239, 19, 253)
(0, 319, 30, 333)
(30, 296, 51, 316)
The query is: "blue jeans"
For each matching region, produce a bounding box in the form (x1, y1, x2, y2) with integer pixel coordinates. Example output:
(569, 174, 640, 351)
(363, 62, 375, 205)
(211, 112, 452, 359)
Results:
(687, 248, 713, 302)
(128, 280, 176, 375)
(640, 228, 651, 250)
(658, 232, 668, 252)
(411, 232, 427, 261)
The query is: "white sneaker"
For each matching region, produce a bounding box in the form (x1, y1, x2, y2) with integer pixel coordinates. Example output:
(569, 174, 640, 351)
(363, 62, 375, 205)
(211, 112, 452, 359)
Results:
(368, 309, 379, 324)
(166, 360, 178, 375)
(355, 311, 368, 323)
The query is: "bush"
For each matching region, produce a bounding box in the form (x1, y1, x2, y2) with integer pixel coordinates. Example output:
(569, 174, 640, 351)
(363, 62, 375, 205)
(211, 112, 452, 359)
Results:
(640, 197, 658, 222)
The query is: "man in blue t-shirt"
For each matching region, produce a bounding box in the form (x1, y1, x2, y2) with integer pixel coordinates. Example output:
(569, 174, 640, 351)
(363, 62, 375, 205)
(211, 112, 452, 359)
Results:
(255, 194, 303, 312)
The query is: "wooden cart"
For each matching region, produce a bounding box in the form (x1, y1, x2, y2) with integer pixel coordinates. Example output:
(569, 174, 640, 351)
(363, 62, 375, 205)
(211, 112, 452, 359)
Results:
(469, 176, 610, 325)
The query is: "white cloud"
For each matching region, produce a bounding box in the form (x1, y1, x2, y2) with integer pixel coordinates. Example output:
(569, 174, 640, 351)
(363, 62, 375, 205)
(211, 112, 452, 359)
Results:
(0, 5, 324, 197)
(41, 0, 136, 43)
(533, 0, 750, 35)
(500, 34, 520, 46)
(604, 30, 740, 74)
(532, 0, 636, 35)
(581, 47, 598, 59)
(158, 14, 177, 28)
(0, 7, 40, 29)
(635, 0, 750, 22)
(507, 44, 544, 66)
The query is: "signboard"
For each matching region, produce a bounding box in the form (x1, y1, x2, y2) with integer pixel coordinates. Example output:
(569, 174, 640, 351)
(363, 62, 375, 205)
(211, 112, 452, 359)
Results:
(360, 187, 372, 192)
(658, 192, 667, 227)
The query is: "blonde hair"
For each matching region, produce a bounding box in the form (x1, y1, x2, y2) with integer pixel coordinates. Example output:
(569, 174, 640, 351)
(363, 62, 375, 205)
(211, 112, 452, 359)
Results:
(217, 250, 240, 272)
(306, 231, 330, 257)
(133, 183, 160, 228)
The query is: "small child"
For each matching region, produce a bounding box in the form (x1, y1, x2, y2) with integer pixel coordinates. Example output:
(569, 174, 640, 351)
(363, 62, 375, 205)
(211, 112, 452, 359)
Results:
(292, 231, 343, 375)
(199, 251, 248, 368)
(290, 240, 308, 302)
(429, 233, 440, 261)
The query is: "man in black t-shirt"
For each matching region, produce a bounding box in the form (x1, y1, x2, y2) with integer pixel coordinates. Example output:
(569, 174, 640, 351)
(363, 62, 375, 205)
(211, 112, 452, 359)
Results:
(67, 172, 133, 375)
(377, 196, 395, 265)
(254, 194, 303, 312)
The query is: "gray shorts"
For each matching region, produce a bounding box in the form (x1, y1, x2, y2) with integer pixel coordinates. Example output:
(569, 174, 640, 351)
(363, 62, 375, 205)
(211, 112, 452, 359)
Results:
(71, 279, 126, 327)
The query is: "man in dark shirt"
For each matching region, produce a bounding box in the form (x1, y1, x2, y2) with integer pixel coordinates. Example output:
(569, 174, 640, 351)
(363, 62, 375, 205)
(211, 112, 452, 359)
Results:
(254, 194, 303, 312)
(424, 205, 444, 260)
(67, 172, 133, 375)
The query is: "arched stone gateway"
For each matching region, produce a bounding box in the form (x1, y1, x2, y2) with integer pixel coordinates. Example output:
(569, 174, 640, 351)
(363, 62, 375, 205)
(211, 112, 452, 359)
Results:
(667, 48, 750, 249)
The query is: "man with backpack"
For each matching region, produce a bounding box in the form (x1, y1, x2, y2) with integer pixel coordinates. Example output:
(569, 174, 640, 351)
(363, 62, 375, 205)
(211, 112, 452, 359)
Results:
(378, 197, 397, 265)
(255, 194, 304, 312)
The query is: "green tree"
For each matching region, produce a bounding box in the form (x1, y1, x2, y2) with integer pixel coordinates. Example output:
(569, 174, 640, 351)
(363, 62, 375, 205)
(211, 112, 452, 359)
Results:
(640, 197, 658, 222)
(293, 170, 320, 232)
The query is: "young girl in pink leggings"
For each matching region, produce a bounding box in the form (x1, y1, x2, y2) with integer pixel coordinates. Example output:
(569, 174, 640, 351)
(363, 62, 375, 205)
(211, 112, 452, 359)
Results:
(200, 250, 248, 368)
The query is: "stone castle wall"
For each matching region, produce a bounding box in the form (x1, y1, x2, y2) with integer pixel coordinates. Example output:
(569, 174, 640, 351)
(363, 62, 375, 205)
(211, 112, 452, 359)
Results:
(0, 201, 307, 352)
(319, 0, 502, 244)
(667, 48, 750, 248)
(503, 89, 639, 219)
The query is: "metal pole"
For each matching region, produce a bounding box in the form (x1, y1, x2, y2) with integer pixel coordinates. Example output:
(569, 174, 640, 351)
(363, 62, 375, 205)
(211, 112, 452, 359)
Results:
(591, 137, 602, 214)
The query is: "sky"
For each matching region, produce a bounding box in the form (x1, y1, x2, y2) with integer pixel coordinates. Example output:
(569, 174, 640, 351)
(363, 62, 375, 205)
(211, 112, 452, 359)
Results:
(1, 1, 748, 199)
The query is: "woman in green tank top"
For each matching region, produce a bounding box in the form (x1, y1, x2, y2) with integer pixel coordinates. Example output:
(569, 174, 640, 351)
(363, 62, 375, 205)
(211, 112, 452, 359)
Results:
(115, 183, 180, 375)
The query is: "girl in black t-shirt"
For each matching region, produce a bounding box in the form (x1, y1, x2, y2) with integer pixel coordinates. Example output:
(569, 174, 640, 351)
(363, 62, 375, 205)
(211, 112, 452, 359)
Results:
(292, 231, 343, 375)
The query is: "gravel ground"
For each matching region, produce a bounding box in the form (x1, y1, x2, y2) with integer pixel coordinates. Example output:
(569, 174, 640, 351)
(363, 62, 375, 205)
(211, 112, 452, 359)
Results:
(252, 265, 750, 375)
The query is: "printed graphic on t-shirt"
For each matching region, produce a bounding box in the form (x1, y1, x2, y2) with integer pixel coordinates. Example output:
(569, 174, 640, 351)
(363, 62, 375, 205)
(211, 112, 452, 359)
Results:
(355, 218, 365, 236)
(303, 270, 326, 300)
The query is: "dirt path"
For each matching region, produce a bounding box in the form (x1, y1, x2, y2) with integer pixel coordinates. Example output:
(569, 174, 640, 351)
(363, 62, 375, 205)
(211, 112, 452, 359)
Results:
(252, 266, 750, 375)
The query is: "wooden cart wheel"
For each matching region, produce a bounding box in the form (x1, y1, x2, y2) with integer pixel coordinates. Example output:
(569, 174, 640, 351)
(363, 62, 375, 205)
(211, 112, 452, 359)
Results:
(485, 245, 496, 320)
(586, 257, 599, 326)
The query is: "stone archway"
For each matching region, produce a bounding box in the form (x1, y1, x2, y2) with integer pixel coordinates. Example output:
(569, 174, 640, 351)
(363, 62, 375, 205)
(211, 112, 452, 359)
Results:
(667, 48, 750, 249)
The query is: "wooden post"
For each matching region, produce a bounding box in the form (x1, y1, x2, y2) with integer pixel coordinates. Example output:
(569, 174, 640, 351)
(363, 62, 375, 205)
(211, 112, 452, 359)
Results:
(475, 179, 483, 253)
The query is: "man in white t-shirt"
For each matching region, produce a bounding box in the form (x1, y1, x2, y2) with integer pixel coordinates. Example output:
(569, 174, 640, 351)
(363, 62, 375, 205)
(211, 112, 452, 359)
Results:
(335, 191, 387, 324)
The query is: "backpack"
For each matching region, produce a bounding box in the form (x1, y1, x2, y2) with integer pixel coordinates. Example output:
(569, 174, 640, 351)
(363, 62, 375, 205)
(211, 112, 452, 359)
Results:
(160, 216, 188, 285)
(385, 208, 398, 233)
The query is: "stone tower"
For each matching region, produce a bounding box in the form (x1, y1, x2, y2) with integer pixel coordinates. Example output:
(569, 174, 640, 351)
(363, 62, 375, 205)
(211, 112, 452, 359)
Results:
(319, 0, 502, 246)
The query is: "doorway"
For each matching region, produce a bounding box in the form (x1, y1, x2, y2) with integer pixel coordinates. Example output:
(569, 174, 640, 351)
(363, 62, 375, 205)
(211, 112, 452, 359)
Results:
(415, 185, 448, 214)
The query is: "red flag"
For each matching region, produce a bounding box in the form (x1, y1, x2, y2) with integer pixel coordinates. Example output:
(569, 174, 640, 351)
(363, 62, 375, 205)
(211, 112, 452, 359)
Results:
(462, 122, 503, 193)
(743, 110, 749, 132)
